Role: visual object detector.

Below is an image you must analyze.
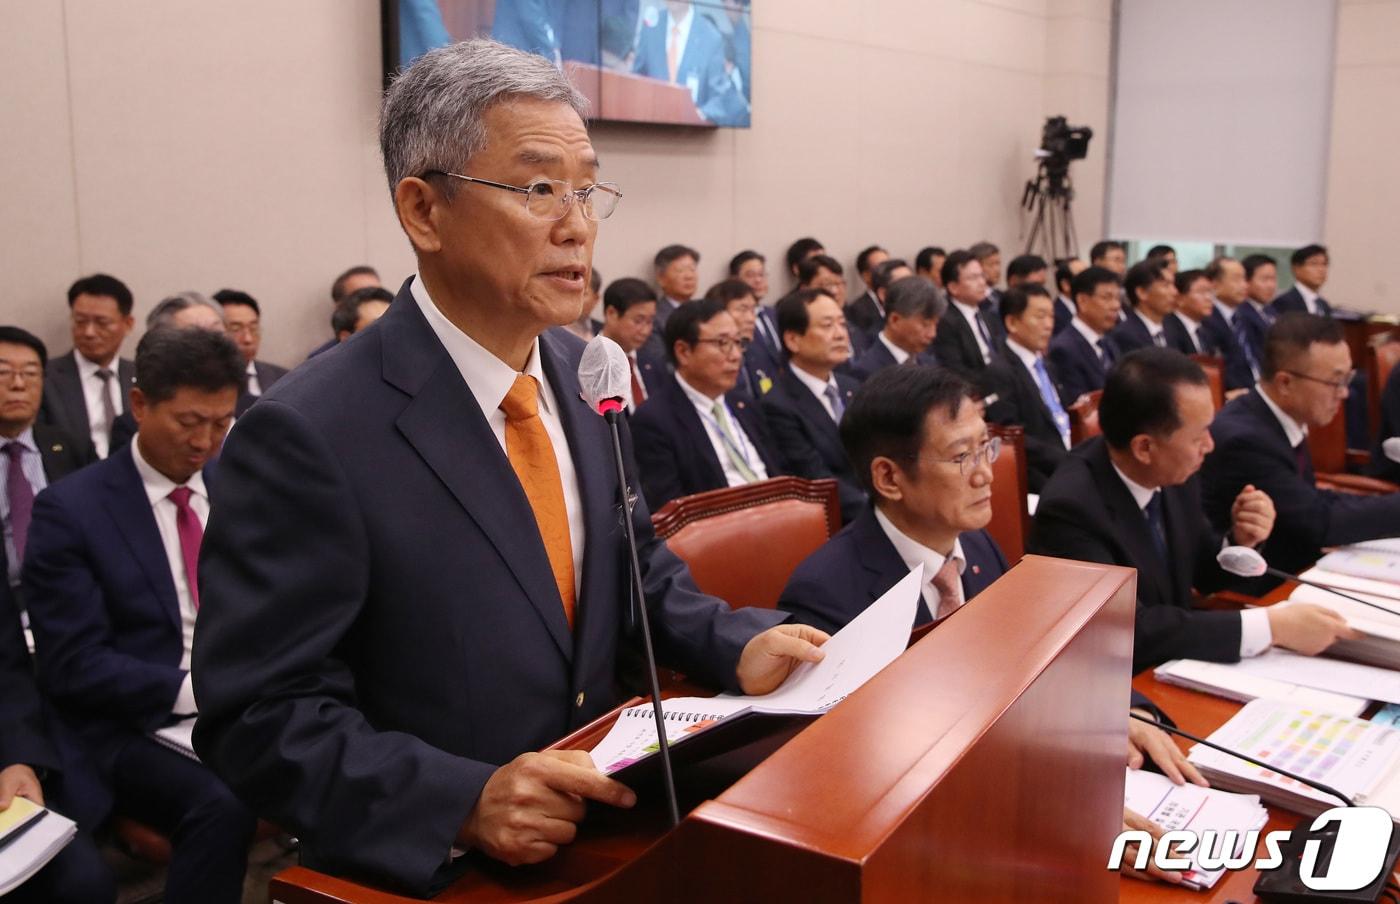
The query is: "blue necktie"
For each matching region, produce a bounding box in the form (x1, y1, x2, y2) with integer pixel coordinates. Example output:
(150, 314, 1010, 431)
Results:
(1232, 315, 1260, 378)
(1144, 491, 1168, 564)
(1032, 357, 1071, 446)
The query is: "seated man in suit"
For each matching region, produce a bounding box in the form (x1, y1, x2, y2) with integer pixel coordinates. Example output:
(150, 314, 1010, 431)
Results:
(762, 288, 865, 522)
(0, 328, 92, 600)
(192, 41, 823, 895)
(1047, 265, 1122, 406)
(784, 236, 825, 281)
(1111, 259, 1193, 355)
(1051, 256, 1087, 336)
(1, 547, 115, 904)
(1004, 253, 1048, 291)
(704, 278, 766, 398)
(308, 265, 382, 358)
(932, 249, 1001, 395)
(1240, 254, 1279, 349)
(598, 277, 662, 410)
(914, 245, 947, 290)
(42, 273, 135, 461)
(1270, 244, 1333, 318)
(1205, 256, 1261, 391)
(214, 289, 288, 415)
(729, 249, 769, 305)
(1089, 239, 1127, 275)
(1201, 313, 1400, 575)
(1146, 244, 1178, 278)
(851, 276, 942, 382)
(1032, 347, 1354, 673)
(631, 297, 783, 508)
(845, 244, 890, 336)
(332, 285, 393, 343)
(796, 253, 848, 307)
(848, 258, 915, 355)
(985, 285, 1070, 491)
(968, 240, 1004, 311)
(640, 243, 699, 360)
(24, 328, 256, 904)
(1171, 268, 1223, 356)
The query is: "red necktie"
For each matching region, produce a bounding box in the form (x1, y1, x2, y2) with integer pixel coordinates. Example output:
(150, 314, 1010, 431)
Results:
(168, 487, 204, 609)
(629, 357, 646, 407)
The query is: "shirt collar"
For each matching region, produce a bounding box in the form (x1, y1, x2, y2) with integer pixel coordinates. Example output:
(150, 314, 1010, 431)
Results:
(1109, 459, 1157, 511)
(874, 507, 966, 580)
(951, 298, 982, 321)
(1006, 337, 1041, 371)
(245, 359, 257, 376)
(877, 330, 910, 365)
(1246, 299, 1270, 316)
(1297, 283, 1319, 305)
(74, 349, 118, 378)
(788, 361, 837, 402)
(1058, 294, 1077, 314)
(675, 371, 722, 408)
(1134, 308, 1164, 337)
(1070, 315, 1104, 345)
(1212, 298, 1238, 324)
(1256, 384, 1309, 446)
(411, 273, 553, 420)
(0, 427, 38, 456)
(130, 435, 207, 508)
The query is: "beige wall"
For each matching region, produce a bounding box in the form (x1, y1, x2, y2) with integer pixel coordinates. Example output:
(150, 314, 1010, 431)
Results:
(1323, 0, 1400, 314)
(1, 0, 1112, 367)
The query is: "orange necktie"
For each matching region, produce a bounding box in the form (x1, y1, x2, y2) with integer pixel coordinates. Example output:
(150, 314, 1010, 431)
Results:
(500, 375, 576, 629)
(667, 23, 681, 83)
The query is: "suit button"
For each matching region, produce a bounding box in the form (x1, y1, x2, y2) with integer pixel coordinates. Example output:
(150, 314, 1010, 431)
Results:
(576, 692, 585, 708)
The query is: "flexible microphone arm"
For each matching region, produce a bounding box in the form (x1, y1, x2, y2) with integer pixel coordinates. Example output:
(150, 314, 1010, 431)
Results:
(1218, 546, 1400, 619)
(1266, 567, 1400, 620)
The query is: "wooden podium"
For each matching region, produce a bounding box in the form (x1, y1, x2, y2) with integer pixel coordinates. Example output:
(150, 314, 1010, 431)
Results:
(270, 556, 1136, 903)
(563, 61, 710, 127)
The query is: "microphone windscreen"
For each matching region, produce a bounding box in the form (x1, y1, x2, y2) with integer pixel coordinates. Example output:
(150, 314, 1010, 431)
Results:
(1217, 545, 1268, 578)
(578, 334, 632, 412)
(1384, 437, 1400, 464)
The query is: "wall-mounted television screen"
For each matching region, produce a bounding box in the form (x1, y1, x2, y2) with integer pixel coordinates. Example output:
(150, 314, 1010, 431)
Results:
(385, 1, 752, 128)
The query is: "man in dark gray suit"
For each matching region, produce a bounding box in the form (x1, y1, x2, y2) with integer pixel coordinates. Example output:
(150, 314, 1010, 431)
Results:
(41, 274, 135, 460)
(213, 289, 288, 416)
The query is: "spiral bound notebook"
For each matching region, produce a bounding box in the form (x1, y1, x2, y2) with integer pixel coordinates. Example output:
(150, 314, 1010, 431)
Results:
(589, 564, 924, 783)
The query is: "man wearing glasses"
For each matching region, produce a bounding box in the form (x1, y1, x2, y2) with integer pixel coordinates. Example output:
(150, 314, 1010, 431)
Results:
(630, 296, 783, 509)
(41, 274, 136, 460)
(1202, 313, 1400, 576)
(192, 39, 825, 897)
(213, 289, 287, 416)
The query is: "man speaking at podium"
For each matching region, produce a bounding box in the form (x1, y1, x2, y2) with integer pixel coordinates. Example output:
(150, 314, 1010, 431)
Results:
(192, 39, 823, 897)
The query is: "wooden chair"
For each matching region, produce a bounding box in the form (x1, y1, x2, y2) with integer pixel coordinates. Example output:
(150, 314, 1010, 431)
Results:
(1370, 339, 1400, 436)
(1308, 406, 1400, 495)
(1189, 354, 1225, 410)
(986, 424, 1028, 564)
(651, 477, 841, 609)
(1068, 390, 1102, 446)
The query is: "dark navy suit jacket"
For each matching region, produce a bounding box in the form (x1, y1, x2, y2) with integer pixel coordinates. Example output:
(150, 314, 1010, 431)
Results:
(632, 6, 736, 123)
(760, 368, 865, 523)
(1053, 296, 1075, 335)
(777, 505, 1007, 636)
(22, 445, 215, 825)
(932, 302, 999, 394)
(1270, 286, 1332, 318)
(1200, 307, 1256, 390)
(190, 281, 784, 895)
(629, 373, 784, 510)
(850, 336, 936, 382)
(1171, 314, 1224, 357)
(744, 307, 784, 392)
(1030, 437, 1246, 673)
(1200, 389, 1400, 576)
(984, 345, 1069, 492)
(1047, 324, 1117, 407)
(1110, 310, 1195, 356)
(844, 291, 884, 337)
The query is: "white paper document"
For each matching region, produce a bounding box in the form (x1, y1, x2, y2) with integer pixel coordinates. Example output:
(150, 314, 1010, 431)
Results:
(1153, 659, 1368, 716)
(1229, 647, 1400, 705)
(1123, 768, 1269, 890)
(0, 797, 78, 896)
(151, 718, 200, 762)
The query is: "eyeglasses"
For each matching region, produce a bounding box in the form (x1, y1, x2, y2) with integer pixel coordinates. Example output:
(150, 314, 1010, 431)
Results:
(1282, 369, 1355, 395)
(693, 337, 751, 355)
(71, 315, 121, 332)
(424, 171, 622, 221)
(226, 323, 260, 337)
(925, 435, 1002, 477)
(0, 366, 42, 384)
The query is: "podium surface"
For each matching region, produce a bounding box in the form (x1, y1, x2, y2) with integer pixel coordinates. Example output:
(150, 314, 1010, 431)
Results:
(271, 556, 1135, 903)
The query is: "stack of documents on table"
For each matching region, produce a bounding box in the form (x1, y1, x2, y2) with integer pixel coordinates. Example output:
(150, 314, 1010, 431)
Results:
(1288, 544, 1400, 668)
(1153, 659, 1368, 716)
(1187, 699, 1400, 818)
(0, 797, 77, 895)
(588, 565, 923, 778)
(1221, 648, 1400, 705)
(1123, 768, 1268, 890)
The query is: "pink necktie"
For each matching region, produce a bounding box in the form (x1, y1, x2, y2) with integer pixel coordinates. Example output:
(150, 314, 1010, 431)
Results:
(930, 557, 964, 621)
(168, 487, 203, 609)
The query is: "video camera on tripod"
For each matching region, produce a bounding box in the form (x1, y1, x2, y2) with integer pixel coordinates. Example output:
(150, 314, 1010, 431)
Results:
(1022, 115, 1094, 259)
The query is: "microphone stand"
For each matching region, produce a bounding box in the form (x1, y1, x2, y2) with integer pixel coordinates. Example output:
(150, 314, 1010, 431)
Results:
(603, 405, 680, 827)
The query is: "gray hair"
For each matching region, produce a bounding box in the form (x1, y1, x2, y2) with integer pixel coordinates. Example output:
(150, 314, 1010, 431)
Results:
(885, 276, 947, 320)
(146, 291, 226, 330)
(379, 38, 589, 197)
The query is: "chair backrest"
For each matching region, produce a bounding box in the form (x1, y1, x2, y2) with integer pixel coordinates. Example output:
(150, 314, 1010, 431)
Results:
(1190, 354, 1225, 410)
(1371, 340, 1400, 431)
(986, 424, 1028, 564)
(1069, 390, 1103, 446)
(651, 477, 842, 609)
(1307, 405, 1348, 474)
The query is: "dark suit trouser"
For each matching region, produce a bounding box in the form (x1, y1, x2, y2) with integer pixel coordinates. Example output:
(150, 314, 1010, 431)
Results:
(111, 736, 255, 904)
(10, 828, 115, 904)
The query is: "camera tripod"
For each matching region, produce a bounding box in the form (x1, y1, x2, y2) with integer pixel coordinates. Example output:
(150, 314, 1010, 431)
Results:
(1022, 159, 1079, 261)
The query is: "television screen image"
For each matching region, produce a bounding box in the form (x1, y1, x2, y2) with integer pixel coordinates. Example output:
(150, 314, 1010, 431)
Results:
(387, 0, 752, 128)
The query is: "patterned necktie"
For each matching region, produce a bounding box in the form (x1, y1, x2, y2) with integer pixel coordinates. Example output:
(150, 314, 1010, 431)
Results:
(1143, 491, 1168, 565)
(930, 556, 964, 620)
(1152, 331, 1167, 348)
(1095, 338, 1112, 371)
(710, 401, 759, 483)
(500, 375, 576, 628)
(96, 368, 118, 437)
(4, 444, 34, 567)
(824, 383, 845, 422)
(167, 487, 204, 610)
(973, 312, 994, 362)
(1032, 357, 1071, 446)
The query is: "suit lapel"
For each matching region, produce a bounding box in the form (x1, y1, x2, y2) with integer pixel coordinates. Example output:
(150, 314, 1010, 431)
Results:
(852, 508, 917, 617)
(1087, 442, 1172, 606)
(117, 359, 135, 413)
(51, 355, 88, 435)
(101, 449, 182, 633)
(666, 378, 727, 487)
(781, 370, 841, 455)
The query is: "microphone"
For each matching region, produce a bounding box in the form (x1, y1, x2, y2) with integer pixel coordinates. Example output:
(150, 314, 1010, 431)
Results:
(1217, 546, 1400, 619)
(578, 334, 681, 827)
(1383, 437, 1400, 464)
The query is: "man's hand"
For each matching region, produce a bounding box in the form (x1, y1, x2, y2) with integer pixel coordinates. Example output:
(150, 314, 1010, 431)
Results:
(1127, 710, 1207, 787)
(0, 764, 43, 810)
(736, 624, 830, 696)
(458, 750, 635, 866)
(1267, 603, 1362, 656)
(1229, 484, 1275, 548)
(1225, 387, 1250, 402)
(1120, 808, 1183, 885)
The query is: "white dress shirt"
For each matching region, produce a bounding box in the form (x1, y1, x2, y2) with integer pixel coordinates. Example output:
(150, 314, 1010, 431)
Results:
(874, 508, 965, 619)
(1212, 298, 1239, 326)
(1297, 283, 1322, 315)
(861, 289, 885, 320)
(789, 362, 843, 421)
(1257, 385, 1309, 448)
(0, 429, 47, 587)
(1070, 315, 1109, 363)
(951, 299, 993, 364)
(412, 274, 586, 596)
(1134, 309, 1167, 346)
(1108, 461, 1272, 657)
(877, 330, 910, 365)
(675, 372, 768, 487)
(625, 351, 646, 409)
(245, 359, 262, 397)
(1058, 294, 1077, 318)
(131, 438, 206, 715)
(74, 350, 124, 459)
(1177, 314, 1205, 352)
(1006, 338, 1071, 449)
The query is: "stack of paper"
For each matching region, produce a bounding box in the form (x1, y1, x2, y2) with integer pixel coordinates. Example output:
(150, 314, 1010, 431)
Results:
(1225, 647, 1400, 705)
(1153, 659, 1368, 716)
(152, 718, 200, 763)
(0, 797, 77, 896)
(1123, 768, 1269, 890)
(1316, 541, 1400, 585)
(1187, 699, 1400, 818)
(1288, 563, 1400, 669)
